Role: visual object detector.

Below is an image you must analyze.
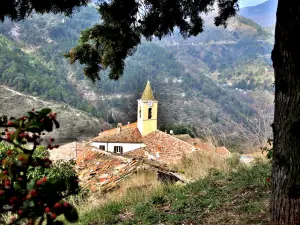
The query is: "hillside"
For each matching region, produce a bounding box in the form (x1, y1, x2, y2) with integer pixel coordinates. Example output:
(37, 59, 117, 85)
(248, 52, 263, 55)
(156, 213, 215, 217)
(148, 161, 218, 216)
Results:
(0, 85, 108, 143)
(71, 161, 271, 225)
(0, 6, 274, 150)
(239, 0, 277, 27)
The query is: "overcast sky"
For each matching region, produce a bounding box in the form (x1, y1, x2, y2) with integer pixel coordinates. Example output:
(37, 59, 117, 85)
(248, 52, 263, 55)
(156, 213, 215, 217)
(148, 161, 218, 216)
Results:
(239, 0, 268, 8)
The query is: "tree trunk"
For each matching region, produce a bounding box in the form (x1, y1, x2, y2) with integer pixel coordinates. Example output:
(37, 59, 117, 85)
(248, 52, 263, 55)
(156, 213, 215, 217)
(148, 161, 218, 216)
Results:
(271, 1, 300, 224)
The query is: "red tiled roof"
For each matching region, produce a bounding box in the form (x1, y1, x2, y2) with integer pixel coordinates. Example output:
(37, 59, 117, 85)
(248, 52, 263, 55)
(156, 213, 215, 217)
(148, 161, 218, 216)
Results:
(76, 149, 140, 192)
(215, 146, 231, 157)
(186, 138, 231, 158)
(185, 138, 214, 152)
(142, 131, 195, 164)
(123, 148, 147, 158)
(91, 122, 143, 143)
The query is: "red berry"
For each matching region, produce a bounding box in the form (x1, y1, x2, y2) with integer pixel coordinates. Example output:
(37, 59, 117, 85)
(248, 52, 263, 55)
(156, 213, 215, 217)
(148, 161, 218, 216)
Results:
(44, 207, 51, 213)
(18, 177, 23, 181)
(32, 108, 35, 111)
(30, 189, 37, 197)
(18, 156, 25, 161)
(50, 138, 54, 142)
(5, 180, 10, 186)
(63, 202, 69, 208)
(7, 150, 12, 156)
(51, 213, 57, 219)
(2, 170, 8, 175)
(37, 177, 47, 185)
(54, 202, 62, 208)
(266, 177, 271, 183)
(18, 209, 23, 215)
(7, 121, 14, 126)
(0, 190, 5, 196)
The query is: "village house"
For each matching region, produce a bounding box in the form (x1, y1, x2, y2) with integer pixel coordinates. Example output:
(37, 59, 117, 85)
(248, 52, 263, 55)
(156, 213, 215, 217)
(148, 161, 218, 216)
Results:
(91, 81, 230, 164)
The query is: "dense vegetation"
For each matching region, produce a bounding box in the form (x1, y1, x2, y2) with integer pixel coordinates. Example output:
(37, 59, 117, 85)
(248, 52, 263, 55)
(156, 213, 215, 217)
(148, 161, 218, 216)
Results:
(0, 7, 105, 118)
(0, 109, 80, 224)
(0, 6, 274, 150)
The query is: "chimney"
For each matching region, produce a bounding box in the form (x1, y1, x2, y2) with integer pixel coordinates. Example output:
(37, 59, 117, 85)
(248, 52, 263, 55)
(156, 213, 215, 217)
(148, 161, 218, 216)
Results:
(128, 121, 130, 125)
(116, 123, 122, 134)
(170, 130, 174, 135)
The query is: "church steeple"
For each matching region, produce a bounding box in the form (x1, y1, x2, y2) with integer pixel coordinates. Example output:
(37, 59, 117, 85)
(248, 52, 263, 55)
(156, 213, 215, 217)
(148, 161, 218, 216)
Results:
(137, 81, 158, 136)
(141, 81, 155, 100)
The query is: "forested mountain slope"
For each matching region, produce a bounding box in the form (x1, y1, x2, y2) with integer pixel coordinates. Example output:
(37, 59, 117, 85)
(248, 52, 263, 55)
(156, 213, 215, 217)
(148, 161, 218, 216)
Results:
(0, 6, 274, 150)
(239, 0, 277, 27)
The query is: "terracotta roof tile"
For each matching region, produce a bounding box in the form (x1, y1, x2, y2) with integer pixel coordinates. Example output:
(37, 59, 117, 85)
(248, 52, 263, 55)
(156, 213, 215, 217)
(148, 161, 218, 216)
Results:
(215, 146, 231, 157)
(91, 122, 143, 143)
(185, 138, 215, 152)
(76, 149, 140, 192)
(123, 148, 147, 158)
(141, 130, 195, 164)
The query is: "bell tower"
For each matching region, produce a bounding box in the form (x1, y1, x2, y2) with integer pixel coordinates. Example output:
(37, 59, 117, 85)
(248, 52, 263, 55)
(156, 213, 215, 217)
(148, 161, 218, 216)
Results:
(137, 81, 158, 136)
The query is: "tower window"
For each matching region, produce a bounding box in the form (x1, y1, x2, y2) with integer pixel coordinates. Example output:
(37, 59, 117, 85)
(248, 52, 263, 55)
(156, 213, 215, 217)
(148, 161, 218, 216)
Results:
(139, 107, 141, 118)
(148, 108, 152, 119)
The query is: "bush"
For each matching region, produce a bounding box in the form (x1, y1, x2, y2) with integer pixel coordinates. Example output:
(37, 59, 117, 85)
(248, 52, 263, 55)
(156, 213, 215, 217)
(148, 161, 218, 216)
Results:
(0, 108, 79, 225)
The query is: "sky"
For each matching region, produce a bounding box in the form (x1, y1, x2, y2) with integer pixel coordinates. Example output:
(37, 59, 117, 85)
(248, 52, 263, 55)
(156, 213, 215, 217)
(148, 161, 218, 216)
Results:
(239, 0, 268, 8)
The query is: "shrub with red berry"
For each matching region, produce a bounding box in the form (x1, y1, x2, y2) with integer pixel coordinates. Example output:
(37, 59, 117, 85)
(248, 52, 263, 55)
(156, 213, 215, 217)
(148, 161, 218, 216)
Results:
(0, 108, 79, 224)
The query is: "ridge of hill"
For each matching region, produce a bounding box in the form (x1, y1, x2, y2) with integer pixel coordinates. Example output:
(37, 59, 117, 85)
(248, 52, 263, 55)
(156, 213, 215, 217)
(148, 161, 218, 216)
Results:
(0, 85, 109, 143)
(239, 0, 277, 27)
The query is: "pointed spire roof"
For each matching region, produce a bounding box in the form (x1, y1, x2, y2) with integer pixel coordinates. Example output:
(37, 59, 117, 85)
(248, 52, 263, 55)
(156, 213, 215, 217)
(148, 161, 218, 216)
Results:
(141, 81, 155, 100)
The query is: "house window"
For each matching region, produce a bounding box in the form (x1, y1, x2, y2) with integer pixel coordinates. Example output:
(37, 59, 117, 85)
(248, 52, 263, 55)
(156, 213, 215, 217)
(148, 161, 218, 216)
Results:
(148, 108, 152, 119)
(99, 145, 105, 150)
(114, 146, 123, 154)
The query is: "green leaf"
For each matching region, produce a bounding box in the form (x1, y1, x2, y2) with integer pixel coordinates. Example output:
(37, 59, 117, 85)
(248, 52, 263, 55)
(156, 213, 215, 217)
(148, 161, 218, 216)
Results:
(39, 108, 52, 115)
(27, 180, 36, 191)
(63, 204, 79, 223)
(27, 122, 43, 132)
(26, 112, 36, 119)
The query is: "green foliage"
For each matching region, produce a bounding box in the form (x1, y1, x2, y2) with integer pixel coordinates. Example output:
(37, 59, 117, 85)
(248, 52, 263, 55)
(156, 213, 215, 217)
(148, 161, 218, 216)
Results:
(160, 123, 197, 137)
(0, 7, 107, 118)
(261, 138, 273, 159)
(67, 0, 239, 80)
(0, 109, 79, 225)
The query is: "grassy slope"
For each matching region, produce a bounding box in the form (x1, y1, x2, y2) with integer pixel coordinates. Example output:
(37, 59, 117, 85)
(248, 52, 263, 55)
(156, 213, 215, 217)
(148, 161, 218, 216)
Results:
(73, 162, 271, 225)
(0, 85, 107, 143)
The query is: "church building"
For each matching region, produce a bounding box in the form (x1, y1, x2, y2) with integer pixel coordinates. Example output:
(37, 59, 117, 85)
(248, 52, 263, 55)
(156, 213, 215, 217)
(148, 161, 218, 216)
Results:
(91, 81, 227, 164)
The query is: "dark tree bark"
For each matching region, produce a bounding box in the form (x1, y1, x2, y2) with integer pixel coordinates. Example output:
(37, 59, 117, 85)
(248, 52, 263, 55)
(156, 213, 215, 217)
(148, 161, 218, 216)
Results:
(271, 1, 300, 224)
